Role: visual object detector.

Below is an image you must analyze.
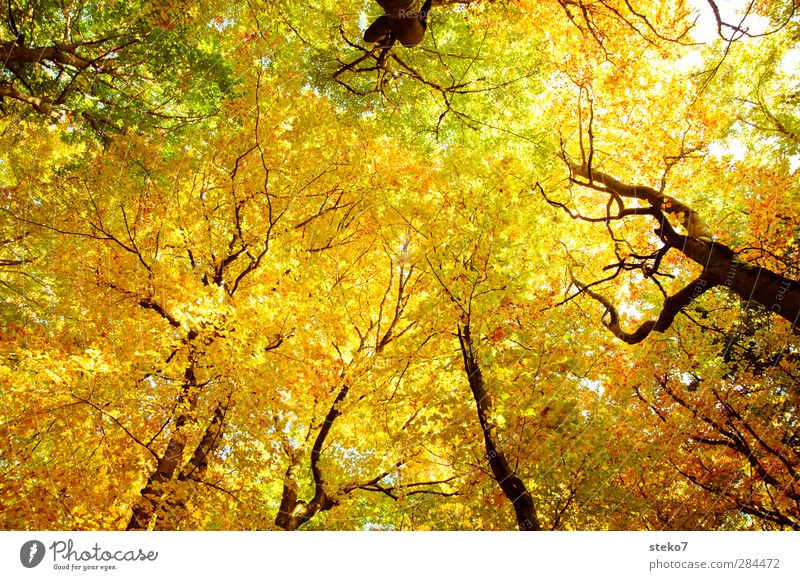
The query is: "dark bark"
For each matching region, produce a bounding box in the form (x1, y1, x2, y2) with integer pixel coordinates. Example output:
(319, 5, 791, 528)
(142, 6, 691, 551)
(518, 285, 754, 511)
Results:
(457, 323, 541, 531)
(0, 39, 117, 118)
(0, 40, 102, 70)
(681, 238, 800, 329)
(572, 273, 717, 344)
(149, 399, 231, 529)
(179, 401, 229, 481)
(126, 362, 202, 530)
(566, 163, 800, 342)
(274, 385, 348, 530)
(274, 261, 414, 529)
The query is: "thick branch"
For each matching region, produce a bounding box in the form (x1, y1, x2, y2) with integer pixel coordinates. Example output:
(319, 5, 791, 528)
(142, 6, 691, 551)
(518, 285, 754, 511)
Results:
(564, 163, 800, 331)
(0, 85, 60, 119)
(138, 298, 181, 328)
(568, 160, 712, 241)
(144, 398, 233, 528)
(572, 273, 716, 344)
(0, 41, 100, 70)
(179, 397, 230, 481)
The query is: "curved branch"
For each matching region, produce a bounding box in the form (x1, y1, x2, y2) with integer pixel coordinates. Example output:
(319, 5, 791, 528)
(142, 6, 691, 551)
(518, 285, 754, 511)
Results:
(560, 162, 800, 331)
(345, 473, 460, 501)
(567, 160, 712, 241)
(572, 272, 717, 344)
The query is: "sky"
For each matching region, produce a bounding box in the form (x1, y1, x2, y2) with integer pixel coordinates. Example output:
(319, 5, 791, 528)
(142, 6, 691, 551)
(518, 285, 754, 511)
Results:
(687, 0, 772, 42)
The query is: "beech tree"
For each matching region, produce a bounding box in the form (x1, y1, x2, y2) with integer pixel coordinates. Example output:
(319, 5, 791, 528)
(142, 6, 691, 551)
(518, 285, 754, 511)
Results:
(1, 0, 798, 531)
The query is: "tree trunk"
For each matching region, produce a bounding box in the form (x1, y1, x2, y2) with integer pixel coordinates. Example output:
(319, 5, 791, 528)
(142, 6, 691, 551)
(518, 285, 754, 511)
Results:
(274, 385, 347, 530)
(458, 323, 541, 531)
(126, 363, 201, 530)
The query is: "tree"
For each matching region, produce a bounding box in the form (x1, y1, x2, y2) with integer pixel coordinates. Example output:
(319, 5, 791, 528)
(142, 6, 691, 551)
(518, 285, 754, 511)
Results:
(0, 0, 233, 135)
(1, 0, 798, 531)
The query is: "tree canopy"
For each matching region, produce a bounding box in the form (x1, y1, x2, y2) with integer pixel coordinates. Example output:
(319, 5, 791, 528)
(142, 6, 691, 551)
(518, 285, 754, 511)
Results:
(1, 0, 799, 531)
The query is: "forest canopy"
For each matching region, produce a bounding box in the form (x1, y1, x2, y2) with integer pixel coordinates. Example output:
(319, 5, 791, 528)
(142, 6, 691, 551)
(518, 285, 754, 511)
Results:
(1, 0, 799, 531)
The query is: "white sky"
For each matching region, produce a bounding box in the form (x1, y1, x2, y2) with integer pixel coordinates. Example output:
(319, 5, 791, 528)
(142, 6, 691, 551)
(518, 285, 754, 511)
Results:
(687, 0, 772, 42)
(687, 1, 800, 172)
